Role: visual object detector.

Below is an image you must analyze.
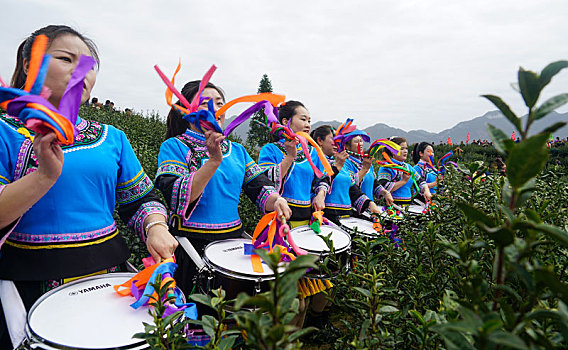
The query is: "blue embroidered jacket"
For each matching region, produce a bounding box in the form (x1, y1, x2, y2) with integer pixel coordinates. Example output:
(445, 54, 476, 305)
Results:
(0, 115, 166, 280)
(414, 160, 437, 194)
(258, 140, 330, 221)
(155, 129, 277, 240)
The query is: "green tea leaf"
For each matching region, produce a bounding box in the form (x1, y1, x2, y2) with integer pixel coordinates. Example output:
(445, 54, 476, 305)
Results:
(518, 68, 541, 109)
(539, 60, 568, 89)
(379, 305, 399, 313)
(534, 223, 568, 248)
(532, 93, 568, 121)
(481, 95, 521, 132)
(488, 330, 528, 349)
(506, 133, 549, 188)
(457, 202, 495, 228)
(486, 123, 511, 155)
(540, 121, 567, 135)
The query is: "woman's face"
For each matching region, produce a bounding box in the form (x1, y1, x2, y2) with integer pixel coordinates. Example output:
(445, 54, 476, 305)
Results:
(393, 142, 408, 162)
(317, 132, 336, 157)
(198, 87, 225, 126)
(30, 34, 96, 109)
(284, 106, 311, 134)
(346, 136, 364, 153)
(420, 145, 434, 162)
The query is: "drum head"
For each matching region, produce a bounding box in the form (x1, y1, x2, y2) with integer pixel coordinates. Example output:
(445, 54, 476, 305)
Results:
(203, 239, 280, 279)
(27, 273, 151, 349)
(339, 217, 378, 237)
(407, 205, 426, 215)
(289, 225, 351, 254)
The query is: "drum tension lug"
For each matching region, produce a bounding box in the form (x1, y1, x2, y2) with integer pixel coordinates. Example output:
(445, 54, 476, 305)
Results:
(255, 278, 262, 295)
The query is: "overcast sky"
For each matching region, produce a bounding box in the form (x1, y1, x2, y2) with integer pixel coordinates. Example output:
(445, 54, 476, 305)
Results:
(1, 0, 567, 132)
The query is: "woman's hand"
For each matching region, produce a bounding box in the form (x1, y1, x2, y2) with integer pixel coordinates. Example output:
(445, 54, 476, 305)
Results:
(334, 150, 348, 171)
(204, 130, 225, 164)
(274, 197, 292, 221)
(384, 191, 394, 206)
(146, 224, 179, 262)
(362, 156, 372, 171)
(34, 132, 64, 184)
(423, 187, 432, 201)
(284, 138, 298, 160)
(368, 201, 382, 215)
(313, 190, 326, 211)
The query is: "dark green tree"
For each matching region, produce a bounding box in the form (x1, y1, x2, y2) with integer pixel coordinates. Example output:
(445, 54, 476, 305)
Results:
(246, 74, 273, 150)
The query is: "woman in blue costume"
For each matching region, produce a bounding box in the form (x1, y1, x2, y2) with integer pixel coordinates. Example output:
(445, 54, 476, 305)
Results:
(412, 142, 436, 202)
(311, 126, 383, 223)
(258, 101, 329, 228)
(343, 134, 394, 206)
(376, 137, 430, 205)
(155, 80, 291, 294)
(0, 25, 178, 349)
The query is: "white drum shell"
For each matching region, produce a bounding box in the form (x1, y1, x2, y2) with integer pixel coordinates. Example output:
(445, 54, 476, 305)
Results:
(26, 273, 152, 350)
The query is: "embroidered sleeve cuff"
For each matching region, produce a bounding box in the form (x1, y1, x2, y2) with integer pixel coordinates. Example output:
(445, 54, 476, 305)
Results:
(256, 186, 278, 214)
(260, 162, 284, 194)
(353, 194, 371, 214)
(128, 201, 168, 240)
(244, 161, 263, 185)
(374, 184, 386, 199)
(117, 172, 154, 205)
(170, 172, 202, 221)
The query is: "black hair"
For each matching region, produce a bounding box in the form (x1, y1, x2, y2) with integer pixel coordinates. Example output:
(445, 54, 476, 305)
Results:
(412, 141, 433, 164)
(278, 100, 305, 125)
(310, 125, 333, 145)
(165, 80, 225, 139)
(270, 100, 307, 142)
(11, 25, 100, 88)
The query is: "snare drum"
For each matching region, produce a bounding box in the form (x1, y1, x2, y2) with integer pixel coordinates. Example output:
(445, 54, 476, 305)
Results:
(339, 217, 379, 238)
(201, 238, 282, 300)
(288, 225, 351, 277)
(407, 204, 426, 215)
(26, 273, 153, 350)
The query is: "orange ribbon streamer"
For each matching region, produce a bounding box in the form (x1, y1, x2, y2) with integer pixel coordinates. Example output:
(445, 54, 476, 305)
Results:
(24, 35, 48, 92)
(296, 131, 334, 176)
(113, 257, 176, 297)
(215, 93, 286, 117)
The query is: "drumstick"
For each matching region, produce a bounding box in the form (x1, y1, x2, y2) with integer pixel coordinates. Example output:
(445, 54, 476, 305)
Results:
(176, 236, 205, 270)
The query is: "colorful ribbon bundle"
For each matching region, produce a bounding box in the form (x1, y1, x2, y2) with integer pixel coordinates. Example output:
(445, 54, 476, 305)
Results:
(333, 118, 370, 153)
(265, 121, 333, 178)
(244, 211, 308, 273)
(114, 257, 197, 319)
(377, 152, 421, 193)
(308, 210, 330, 234)
(437, 151, 453, 175)
(0, 35, 96, 145)
(368, 139, 401, 158)
(154, 63, 224, 134)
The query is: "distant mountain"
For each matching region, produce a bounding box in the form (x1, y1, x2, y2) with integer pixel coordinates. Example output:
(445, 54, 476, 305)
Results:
(315, 111, 568, 144)
(226, 111, 567, 144)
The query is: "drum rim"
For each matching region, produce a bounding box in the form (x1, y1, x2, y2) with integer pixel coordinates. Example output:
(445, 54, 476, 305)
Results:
(289, 225, 352, 255)
(26, 272, 150, 350)
(203, 238, 278, 281)
(339, 217, 381, 238)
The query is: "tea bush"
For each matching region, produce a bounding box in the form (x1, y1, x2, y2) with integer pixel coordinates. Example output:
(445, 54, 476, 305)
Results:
(80, 60, 568, 349)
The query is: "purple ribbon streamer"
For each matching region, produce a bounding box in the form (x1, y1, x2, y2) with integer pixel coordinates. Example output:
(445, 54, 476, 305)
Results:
(58, 55, 96, 129)
(223, 100, 278, 137)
